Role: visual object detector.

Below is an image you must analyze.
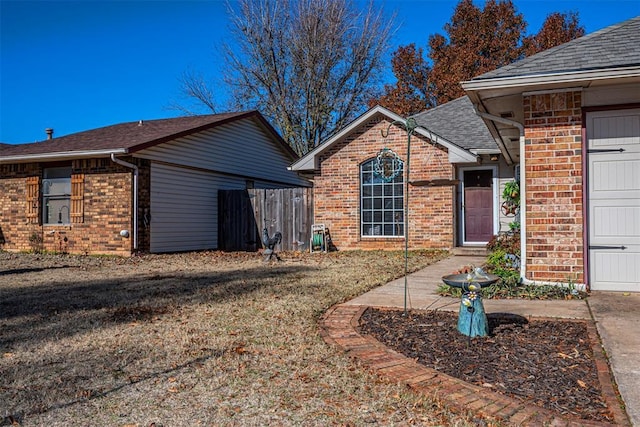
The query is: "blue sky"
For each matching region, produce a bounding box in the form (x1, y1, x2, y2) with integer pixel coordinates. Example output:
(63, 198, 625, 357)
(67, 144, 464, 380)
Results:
(1, 0, 639, 144)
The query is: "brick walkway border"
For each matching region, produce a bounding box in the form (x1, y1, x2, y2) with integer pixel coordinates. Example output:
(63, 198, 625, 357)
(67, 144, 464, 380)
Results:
(320, 304, 630, 427)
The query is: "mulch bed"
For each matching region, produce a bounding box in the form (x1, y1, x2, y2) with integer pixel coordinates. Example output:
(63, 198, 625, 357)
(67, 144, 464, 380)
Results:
(359, 308, 615, 423)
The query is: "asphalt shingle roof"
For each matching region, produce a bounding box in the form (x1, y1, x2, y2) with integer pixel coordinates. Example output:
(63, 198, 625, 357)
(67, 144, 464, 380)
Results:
(0, 112, 257, 158)
(473, 16, 640, 80)
(411, 96, 497, 151)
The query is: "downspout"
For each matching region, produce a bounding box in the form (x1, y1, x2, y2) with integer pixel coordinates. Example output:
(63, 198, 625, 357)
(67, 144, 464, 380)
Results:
(472, 108, 528, 283)
(110, 153, 138, 251)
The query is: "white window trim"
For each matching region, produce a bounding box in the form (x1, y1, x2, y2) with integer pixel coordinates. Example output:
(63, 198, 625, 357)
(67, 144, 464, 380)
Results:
(360, 158, 405, 238)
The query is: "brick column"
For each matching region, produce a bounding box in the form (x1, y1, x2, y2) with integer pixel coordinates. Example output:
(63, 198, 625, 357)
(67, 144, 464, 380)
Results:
(523, 91, 584, 284)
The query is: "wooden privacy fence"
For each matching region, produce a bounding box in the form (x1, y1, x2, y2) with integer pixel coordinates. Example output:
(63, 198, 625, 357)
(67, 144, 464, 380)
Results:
(218, 188, 313, 252)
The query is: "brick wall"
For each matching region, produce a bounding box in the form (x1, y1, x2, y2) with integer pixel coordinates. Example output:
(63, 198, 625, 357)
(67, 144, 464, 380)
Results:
(523, 91, 584, 283)
(0, 158, 137, 256)
(313, 116, 455, 250)
(0, 163, 41, 252)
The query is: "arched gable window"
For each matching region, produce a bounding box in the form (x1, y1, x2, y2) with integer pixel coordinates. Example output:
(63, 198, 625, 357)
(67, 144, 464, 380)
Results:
(360, 158, 404, 237)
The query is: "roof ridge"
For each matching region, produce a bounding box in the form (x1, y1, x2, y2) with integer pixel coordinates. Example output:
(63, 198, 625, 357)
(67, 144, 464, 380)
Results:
(520, 16, 639, 64)
(116, 110, 253, 126)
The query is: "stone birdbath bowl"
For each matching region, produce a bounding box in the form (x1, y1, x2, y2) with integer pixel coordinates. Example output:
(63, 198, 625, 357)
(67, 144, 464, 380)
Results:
(442, 272, 500, 337)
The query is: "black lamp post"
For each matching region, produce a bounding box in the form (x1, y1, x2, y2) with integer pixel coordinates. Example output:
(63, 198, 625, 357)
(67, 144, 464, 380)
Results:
(381, 117, 418, 316)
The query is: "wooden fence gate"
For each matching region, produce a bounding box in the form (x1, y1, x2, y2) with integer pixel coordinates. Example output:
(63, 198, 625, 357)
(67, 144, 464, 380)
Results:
(218, 188, 313, 252)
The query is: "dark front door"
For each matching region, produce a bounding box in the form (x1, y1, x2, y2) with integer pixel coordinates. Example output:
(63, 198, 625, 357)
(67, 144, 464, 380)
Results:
(463, 170, 493, 243)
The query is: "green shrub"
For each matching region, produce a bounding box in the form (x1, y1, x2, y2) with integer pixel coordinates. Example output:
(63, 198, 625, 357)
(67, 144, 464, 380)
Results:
(486, 232, 520, 255)
(438, 228, 587, 300)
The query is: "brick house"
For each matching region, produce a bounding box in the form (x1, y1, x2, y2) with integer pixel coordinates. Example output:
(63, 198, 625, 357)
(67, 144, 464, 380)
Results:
(292, 16, 639, 292)
(290, 97, 517, 251)
(0, 111, 308, 255)
(463, 16, 640, 292)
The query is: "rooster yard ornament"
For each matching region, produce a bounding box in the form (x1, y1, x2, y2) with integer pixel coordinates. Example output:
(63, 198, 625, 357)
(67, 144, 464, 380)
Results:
(262, 221, 282, 262)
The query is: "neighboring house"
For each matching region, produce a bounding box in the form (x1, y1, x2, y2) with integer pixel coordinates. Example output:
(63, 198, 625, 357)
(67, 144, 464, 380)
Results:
(463, 16, 640, 292)
(0, 111, 308, 255)
(290, 96, 515, 251)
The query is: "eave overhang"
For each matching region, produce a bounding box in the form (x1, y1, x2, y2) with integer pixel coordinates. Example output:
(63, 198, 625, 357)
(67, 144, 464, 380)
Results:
(462, 66, 640, 165)
(0, 148, 128, 164)
(462, 66, 640, 100)
(289, 105, 477, 172)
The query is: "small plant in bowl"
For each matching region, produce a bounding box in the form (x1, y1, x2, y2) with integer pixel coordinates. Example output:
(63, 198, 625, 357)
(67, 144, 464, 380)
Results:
(503, 180, 520, 204)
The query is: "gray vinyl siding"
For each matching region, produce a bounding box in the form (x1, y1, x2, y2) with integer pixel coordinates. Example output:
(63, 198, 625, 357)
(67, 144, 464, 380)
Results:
(150, 163, 247, 253)
(136, 117, 308, 187)
(143, 116, 309, 252)
(150, 162, 300, 253)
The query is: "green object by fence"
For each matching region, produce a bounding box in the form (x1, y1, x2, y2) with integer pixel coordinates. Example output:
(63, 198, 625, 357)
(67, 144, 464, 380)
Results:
(312, 233, 323, 249)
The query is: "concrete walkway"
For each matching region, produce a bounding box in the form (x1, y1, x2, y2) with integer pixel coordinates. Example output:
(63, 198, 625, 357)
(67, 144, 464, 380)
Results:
(332, 255, 638, 426)
(588, 292, 640, 427)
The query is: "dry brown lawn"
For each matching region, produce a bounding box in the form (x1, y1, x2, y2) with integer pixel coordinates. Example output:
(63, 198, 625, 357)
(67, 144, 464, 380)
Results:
(0, 250, 484, 427)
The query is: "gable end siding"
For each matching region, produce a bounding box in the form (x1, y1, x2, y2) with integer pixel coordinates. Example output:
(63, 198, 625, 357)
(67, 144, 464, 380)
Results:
(136, 118, 308, 187)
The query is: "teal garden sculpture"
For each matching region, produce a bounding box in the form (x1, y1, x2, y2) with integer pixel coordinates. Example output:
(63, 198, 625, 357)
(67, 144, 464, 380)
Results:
(442, 268, 499, 337)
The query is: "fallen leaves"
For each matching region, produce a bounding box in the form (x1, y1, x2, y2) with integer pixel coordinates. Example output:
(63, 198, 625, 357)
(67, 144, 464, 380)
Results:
(2, 250, 472, 426)
(360, 308, 614, 423)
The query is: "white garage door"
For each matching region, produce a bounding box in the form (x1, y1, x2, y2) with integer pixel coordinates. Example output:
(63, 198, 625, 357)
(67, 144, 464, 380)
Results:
(150, 163, 217, 253)
(587, 109, 640, 291)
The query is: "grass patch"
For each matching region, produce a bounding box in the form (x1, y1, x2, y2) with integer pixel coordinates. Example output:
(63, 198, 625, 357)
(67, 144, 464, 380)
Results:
(1, 250, 487, 426)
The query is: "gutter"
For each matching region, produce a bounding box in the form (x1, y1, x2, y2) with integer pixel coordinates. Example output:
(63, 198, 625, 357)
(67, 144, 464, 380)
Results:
(472, 107, 529, 284)
(461, 66, 640, 91)
(110, 153, 138, 251)
(0, 149, 128, 164)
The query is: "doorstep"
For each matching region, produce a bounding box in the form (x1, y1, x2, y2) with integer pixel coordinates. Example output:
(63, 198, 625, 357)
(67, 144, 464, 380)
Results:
(452, 246, 488, 257)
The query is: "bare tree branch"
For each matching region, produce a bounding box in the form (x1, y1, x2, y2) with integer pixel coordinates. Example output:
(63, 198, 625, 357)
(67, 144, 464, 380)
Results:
(179, 70, 218, 113)
(167, 70, 220, 116)
(180, 0, 394, 156)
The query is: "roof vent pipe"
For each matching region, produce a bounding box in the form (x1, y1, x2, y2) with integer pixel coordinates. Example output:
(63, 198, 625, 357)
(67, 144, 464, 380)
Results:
(45, 128, 54, 140)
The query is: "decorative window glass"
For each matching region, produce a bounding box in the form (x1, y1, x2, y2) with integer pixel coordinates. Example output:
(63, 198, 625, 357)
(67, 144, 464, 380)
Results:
(360, 158, 404, 237)
(42, 166, 71, 224)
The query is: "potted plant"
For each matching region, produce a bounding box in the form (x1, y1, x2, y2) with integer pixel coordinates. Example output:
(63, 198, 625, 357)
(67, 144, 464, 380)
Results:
(501, 180, 520, 218)
(503, 180, 520, 204)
